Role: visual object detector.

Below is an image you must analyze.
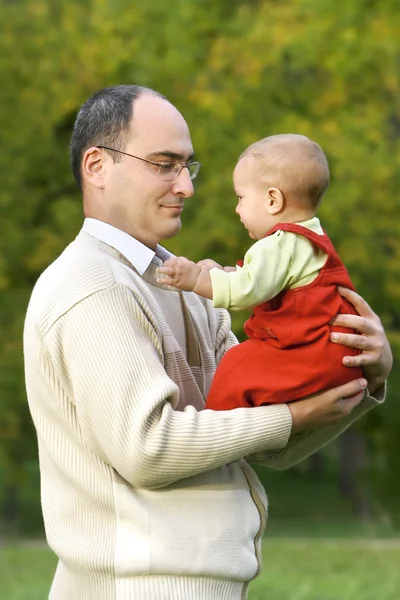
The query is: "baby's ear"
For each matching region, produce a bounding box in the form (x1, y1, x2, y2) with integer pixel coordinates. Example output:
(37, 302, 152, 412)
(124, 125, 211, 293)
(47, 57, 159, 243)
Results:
(266, 187, 284, 214)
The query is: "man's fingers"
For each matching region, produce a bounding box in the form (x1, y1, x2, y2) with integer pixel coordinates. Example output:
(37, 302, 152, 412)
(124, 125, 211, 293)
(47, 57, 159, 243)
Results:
(336, 287, 376, 319)
(342, 354, 368, 367)
(330, 331, 372, 349)
(339, 390, 366, 414)
(330, 313, 376, 335)
(334, 378, 368, 399)
(290, 378, 368, 432)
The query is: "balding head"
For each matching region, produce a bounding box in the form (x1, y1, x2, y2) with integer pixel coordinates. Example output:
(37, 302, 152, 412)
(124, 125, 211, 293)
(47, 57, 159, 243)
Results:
(70, 85, 167, 192)
(240, 134, 330, 208)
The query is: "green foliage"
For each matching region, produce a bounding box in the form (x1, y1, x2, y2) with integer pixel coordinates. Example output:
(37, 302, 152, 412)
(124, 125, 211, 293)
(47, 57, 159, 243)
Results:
(0, 0, 399, 521)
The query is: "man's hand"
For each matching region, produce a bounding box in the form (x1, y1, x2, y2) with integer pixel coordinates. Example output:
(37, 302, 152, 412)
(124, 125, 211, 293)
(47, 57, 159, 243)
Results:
(330, 287, 393, 394)
(289, 378, 368, 433)
(157, 257, 202, 291)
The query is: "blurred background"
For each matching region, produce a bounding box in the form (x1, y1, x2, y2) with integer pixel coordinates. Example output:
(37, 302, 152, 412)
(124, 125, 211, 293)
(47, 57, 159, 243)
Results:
(0, 0, 399, 598)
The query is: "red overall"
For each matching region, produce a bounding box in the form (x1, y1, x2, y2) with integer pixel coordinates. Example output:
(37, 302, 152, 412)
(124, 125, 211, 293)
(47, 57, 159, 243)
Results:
(206, 223, 363, 408)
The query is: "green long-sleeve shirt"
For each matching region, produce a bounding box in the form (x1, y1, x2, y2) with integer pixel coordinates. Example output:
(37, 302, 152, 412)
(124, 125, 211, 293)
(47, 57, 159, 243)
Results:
(211, 217, 327, 310)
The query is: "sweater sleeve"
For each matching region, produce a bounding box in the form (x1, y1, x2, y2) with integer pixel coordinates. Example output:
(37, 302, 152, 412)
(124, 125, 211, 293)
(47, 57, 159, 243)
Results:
(213, 305, 238, 365)
(45, 283, 294, 489)
(246, 385, 386, 469)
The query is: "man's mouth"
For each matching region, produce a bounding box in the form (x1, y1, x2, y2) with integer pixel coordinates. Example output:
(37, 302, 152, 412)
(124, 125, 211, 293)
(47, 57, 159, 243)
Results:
(164, 205, 184, 211)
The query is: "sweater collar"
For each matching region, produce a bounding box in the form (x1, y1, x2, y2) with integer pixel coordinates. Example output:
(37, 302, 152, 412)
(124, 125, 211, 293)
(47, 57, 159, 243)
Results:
(82, 218, 170, 275)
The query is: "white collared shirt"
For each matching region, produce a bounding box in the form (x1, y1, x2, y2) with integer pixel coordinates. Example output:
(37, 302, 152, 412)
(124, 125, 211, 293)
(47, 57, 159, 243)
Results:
(82, 218, 165, 275)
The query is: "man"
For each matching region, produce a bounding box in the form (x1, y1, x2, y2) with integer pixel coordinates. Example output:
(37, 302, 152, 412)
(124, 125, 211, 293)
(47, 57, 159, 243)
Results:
(24, 85, 392, 600)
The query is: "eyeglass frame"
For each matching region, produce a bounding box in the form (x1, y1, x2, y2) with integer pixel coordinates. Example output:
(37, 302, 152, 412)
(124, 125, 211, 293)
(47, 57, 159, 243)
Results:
(96, 145, 201, 181)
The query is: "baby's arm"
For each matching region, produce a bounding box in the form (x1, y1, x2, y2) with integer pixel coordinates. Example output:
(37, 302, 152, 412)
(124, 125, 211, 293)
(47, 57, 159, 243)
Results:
(158, 257, 237, 298)
(157, 257, 214, 299)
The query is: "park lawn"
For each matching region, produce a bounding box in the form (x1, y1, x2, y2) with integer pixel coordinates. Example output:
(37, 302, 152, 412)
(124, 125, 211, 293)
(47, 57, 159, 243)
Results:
(251, 538, 400, 599)
(0, 544, 57, 600)
(1, 538, 400, 600)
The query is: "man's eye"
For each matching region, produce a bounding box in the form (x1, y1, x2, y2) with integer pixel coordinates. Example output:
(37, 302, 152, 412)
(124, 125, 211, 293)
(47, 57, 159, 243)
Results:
(158, 162, 177, 172)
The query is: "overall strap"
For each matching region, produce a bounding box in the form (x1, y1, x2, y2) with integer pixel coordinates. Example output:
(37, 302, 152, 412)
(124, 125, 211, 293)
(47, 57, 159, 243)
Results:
(265, 222, 341, 265)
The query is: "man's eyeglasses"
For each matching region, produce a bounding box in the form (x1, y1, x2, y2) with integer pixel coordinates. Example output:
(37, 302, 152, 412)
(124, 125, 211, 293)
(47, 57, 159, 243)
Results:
(97, 145, 201, 181)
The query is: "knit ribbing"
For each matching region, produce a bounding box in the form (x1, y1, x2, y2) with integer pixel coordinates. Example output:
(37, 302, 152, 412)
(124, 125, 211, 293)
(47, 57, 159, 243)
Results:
(24, 229, 384, 600)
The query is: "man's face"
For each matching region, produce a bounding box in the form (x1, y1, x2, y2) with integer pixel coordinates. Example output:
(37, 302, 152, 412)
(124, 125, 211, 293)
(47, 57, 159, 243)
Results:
(233, 157, 273, 240)
(103, 94, 195, 249)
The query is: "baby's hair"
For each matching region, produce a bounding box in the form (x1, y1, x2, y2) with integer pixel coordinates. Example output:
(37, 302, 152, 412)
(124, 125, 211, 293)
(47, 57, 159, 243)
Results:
(240, 134, 330, 208)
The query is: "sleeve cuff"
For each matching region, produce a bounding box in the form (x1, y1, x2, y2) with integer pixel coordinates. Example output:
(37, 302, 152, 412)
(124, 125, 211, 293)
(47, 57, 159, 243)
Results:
(366, 380, 386, 404)
(210, 268, 231, 309)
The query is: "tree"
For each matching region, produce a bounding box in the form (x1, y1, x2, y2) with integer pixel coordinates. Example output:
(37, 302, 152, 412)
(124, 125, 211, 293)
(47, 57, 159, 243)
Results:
(0, 0, 399, 529)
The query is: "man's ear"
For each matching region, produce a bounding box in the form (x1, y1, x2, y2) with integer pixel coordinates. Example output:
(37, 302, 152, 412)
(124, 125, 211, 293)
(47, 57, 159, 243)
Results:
(266, 187, 285, 215)
(82, 147, 107, 189)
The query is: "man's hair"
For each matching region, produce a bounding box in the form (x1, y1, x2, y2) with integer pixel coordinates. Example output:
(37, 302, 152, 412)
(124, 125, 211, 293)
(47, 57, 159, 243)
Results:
(70, 85, 166, 191)
(240, 134, 330, 208)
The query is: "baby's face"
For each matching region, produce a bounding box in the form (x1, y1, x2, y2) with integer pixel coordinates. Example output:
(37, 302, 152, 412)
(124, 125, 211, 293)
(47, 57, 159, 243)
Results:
(233, 157, 276, 240)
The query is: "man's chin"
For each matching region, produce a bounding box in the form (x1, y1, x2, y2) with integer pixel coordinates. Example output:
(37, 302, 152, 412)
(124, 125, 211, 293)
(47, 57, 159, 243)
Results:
(160, 219, 182, 242)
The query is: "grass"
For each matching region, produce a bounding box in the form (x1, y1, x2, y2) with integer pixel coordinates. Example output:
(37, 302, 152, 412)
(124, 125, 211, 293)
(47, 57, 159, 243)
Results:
(1, 464, 399, 598)
(252, 538, 400, 600)
(1, 538, 399, 600)
(0, 544, 57, 600)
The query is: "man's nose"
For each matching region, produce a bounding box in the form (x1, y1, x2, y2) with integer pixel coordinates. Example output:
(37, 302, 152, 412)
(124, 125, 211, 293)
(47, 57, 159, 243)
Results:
(172, 167, 195, 198)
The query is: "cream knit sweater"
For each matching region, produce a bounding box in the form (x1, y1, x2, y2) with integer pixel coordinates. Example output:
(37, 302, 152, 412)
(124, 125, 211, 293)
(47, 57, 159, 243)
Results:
(23, 227, 384, 600)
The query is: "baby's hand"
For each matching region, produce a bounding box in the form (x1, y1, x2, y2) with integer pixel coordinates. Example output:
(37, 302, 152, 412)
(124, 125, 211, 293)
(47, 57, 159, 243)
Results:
(157, 257, 202, 292)
(197, 259, 223, 271)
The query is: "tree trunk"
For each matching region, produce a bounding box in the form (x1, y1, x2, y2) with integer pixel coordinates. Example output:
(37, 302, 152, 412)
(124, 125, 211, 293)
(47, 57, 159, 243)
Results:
(338, 428, 371, 519)
(1, 481, 20, 534)
(308, 451, 326, 479)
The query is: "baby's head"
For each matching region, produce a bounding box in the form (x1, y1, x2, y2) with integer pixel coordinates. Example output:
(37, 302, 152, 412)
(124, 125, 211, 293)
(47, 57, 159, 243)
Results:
(234, 134, 330, 240)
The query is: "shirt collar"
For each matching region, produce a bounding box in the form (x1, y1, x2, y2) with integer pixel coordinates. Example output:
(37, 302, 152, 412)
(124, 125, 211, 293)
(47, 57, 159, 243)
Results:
(296, 216, 321, 232)
(82, 218, 168, 275)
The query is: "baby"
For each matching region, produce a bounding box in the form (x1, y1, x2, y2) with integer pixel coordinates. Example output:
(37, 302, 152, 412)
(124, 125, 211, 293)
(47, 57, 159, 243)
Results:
(157, 134, 362, 408)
